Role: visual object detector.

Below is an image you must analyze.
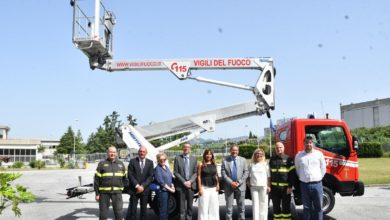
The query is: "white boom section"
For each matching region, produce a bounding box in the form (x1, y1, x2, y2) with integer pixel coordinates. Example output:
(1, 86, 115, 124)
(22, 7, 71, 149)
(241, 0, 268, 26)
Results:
(137, 101, 260, 140)
(119, 101, 260, 163)
(71, 0, 276, 113)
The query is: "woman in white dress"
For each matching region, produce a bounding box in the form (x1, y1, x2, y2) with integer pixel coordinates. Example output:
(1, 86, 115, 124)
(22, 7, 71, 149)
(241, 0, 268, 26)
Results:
(248, 148, 271, 220)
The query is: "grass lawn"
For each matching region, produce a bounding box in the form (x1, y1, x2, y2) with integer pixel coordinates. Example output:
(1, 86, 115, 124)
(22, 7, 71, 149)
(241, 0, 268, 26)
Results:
(359, 157, 390, 185)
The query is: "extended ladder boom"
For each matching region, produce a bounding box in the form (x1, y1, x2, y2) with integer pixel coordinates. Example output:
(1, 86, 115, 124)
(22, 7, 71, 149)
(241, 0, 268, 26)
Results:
(71, 0, 276, 113)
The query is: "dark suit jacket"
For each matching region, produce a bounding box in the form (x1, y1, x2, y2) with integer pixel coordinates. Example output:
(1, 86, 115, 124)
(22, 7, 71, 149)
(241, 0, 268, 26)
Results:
(127, 157, 154, 195)
(173, 155, 197, 191)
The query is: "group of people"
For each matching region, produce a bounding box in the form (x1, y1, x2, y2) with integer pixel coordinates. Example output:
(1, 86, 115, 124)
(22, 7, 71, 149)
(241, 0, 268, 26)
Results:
(94, 136, 326, 220)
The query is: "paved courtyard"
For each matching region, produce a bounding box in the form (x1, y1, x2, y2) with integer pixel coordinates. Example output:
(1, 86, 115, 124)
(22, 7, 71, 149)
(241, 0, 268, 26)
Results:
(2, 164, 389, 219)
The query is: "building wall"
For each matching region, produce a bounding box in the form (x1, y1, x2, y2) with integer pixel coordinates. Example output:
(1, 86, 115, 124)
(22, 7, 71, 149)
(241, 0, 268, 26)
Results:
(0, 146, 38, 163)
(0, 126, 59, 165)
(341, 98, 390, 129)
(0, 139, 41, 164)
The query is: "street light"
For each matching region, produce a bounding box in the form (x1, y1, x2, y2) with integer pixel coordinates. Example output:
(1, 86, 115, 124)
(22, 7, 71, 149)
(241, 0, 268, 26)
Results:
(74, 119, 78, 165)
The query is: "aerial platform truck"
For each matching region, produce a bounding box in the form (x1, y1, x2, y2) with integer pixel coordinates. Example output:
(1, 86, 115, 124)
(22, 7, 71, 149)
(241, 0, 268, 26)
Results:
(68, 0, 275, 216)
(67, 0, 364, 216)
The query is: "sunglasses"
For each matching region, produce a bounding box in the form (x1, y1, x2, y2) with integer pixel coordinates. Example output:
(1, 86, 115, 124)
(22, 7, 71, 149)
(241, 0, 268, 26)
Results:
(159, 159, 167, 161)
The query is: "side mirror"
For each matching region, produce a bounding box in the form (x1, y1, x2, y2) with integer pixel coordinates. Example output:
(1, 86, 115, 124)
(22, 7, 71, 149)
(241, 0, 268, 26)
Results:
(352, 136, 359, 150)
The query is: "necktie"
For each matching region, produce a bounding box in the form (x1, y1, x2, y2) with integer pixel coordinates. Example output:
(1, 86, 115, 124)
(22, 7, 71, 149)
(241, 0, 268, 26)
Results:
(232, 158, 237, 181)
(184, 156, 189, 180)
(140, 160, 144, 173)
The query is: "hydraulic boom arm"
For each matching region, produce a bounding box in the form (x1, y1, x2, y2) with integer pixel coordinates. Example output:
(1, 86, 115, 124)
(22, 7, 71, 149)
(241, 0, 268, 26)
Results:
(71, 0, 275, 113)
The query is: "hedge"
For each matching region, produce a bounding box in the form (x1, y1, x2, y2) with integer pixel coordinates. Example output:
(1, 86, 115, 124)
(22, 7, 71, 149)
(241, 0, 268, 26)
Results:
(358, 142, 384, 158)
(238, 144, 269, 159)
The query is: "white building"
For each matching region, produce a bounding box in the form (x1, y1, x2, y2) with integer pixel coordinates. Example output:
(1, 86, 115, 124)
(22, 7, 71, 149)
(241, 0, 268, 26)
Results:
(0, 126, 59, 165)
(340, 98, 390, 129)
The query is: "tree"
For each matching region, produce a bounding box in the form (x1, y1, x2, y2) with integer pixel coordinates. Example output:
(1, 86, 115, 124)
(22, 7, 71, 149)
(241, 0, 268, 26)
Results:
(0, 173, 35, 217)
(37, 145, 45, 154)
(86, 111, 127, 153)
(127, 114, 137, 126)
(351, 126, 390, 152)
(56, 126, 85, 154)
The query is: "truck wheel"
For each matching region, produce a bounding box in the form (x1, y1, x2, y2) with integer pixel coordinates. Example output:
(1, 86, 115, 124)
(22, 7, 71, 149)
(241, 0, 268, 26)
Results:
(150, 192, 180, 218)
(168, 192, 180, 217)
(322, 186, 335, 215)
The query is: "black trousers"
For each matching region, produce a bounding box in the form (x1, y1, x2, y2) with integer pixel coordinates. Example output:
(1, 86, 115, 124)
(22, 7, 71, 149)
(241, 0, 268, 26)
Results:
(178, 188, 194, 220)
(99, 193, 123, 220)
(271, 186, 291, 219)
(126, 192, 149, 220)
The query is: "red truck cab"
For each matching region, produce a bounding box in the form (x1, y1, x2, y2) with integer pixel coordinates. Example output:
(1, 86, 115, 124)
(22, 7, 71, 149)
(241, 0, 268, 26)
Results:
(275, 118, 365, 214)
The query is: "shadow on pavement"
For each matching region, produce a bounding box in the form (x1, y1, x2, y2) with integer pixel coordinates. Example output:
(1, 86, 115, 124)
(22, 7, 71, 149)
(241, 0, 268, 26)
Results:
(55, 208, 99, 220)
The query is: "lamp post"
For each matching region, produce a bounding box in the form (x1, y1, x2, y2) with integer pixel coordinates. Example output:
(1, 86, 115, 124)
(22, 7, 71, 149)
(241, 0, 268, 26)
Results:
(73, 119, 78, 165)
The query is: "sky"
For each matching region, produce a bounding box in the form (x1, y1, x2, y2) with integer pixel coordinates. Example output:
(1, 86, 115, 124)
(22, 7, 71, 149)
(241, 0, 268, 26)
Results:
(1, 0, 389, 142)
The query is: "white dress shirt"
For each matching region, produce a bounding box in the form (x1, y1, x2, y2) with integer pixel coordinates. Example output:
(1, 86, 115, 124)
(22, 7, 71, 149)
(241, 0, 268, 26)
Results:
(295, 149, 326, 183)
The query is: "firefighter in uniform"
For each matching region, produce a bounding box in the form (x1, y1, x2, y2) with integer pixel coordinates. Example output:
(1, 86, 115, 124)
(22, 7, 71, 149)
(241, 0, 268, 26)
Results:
(269, 142, 296, 220)
(94, 145, 128, 220)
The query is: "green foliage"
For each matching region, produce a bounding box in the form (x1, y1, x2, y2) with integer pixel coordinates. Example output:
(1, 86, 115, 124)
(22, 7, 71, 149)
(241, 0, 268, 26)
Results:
(28, 160, 46, 169)
(66, 162, 78, 169)
(0, 173, 35, 217)
(35, 160, 45, 169)
(126, 114, 137, 126)
(28, 161, 36, 168)
(11, 161, 24, 169)
(358, 142, 384, 158)
(86, 111, 127, 153)
(351, 126, 390, 153)
(238, 144, 259, 159)
(37, 145, 45, 153)
(57, 127, 85, 154)
(58, 158, 66, 168)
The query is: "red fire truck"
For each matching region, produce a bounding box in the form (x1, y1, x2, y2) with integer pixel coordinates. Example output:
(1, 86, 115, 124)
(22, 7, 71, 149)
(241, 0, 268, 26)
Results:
(275, 117, 365, 214)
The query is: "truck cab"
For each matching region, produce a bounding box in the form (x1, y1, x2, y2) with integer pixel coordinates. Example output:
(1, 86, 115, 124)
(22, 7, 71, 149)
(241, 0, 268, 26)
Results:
(275, 118, 365, 214)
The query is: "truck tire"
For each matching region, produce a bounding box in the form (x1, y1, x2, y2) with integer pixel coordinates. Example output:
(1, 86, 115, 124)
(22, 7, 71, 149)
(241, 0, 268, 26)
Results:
(150, 191, 180, 218)
(322, 186, 335, 215)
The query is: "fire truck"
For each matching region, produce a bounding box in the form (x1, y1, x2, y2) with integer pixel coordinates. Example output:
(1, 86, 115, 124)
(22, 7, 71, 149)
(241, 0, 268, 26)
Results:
(68, 0, 275, 216)
(67, 0, 364, 217)
(275, 116, 365, 214)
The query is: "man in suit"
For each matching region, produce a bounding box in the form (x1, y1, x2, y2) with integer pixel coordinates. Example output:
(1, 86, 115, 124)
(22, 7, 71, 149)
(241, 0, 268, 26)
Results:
(126, 146, 154, 220)
(174, 143, 198, 220)
(221, 144, 249, 220)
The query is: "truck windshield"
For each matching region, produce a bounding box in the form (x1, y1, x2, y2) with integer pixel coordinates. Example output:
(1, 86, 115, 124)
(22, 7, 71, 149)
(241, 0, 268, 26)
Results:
(305, 126, 350, 157)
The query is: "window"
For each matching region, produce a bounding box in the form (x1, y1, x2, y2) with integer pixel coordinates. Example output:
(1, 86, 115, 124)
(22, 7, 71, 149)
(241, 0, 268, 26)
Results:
(305, 126, 350, 157)
(4, 149, 9, 155)
(15, 149, 20, 155)
(279, 130, 288, 141)
(0, 149, 3, 155)
(26, 149, 31, 155)
(10, 149, 14, 155)
(32, 150, 36, 155)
